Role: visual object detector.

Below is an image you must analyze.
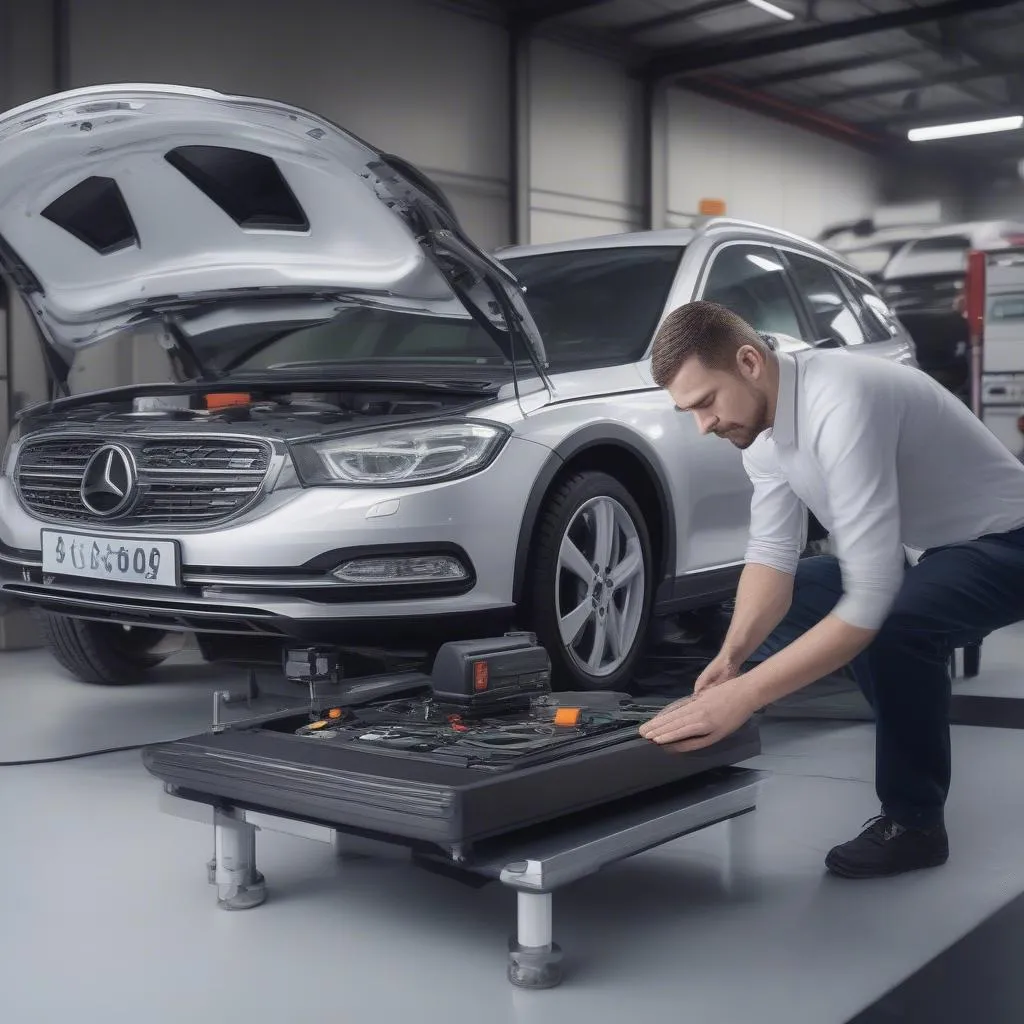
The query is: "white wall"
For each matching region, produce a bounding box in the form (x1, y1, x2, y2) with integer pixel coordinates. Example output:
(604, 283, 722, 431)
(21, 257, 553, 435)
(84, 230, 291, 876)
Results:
(67, 0, 513, 251)
(665, 90, 884, 240)
(527, 39, 645, 243)
(964, 178, 1024, 222)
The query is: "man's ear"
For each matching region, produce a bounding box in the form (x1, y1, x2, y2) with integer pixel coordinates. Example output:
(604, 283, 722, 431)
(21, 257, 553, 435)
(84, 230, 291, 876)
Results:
(735, 344, 762, 380)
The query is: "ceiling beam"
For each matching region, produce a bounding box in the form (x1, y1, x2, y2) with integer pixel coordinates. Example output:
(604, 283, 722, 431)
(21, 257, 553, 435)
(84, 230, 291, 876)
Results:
(683, 73, 890, 151)
(620, 0, 744, 37)
(640, 0, 1021, 80)
(814, 59, 1023, 106)
(897, 21, 1011, 109)
(509, 0, 610, 24)
(740, 48, 922, 87)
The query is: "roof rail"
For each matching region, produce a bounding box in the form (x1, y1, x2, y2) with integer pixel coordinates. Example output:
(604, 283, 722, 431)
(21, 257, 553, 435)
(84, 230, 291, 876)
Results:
(692, 215, 830, 247)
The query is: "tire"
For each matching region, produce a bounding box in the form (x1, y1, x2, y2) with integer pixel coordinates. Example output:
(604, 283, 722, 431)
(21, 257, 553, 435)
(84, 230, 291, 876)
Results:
(33, 609, 173, 685)
(525, 470, 655, 691)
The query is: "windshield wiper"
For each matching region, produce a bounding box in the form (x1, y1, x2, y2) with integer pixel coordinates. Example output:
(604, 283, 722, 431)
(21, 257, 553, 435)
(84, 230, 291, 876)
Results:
(228, 367, 499, 393)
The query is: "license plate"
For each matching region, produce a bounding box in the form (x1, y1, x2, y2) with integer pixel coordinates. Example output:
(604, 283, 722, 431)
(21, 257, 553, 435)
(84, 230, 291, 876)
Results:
(41, 530, 179, 588)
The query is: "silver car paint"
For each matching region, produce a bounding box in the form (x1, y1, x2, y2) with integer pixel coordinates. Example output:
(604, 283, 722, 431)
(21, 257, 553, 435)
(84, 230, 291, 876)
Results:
(0, 86, 919, 665)
(0, 83, 547, 375)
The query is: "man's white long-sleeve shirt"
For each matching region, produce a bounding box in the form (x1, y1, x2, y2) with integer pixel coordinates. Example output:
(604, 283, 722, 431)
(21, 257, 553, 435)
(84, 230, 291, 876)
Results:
(742, 347, 1024, 630)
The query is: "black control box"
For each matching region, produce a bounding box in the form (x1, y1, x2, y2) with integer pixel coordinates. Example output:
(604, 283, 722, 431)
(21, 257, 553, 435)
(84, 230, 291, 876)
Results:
(283, 645, 345, 706)
(429, 633, 551, 712)
(284, 647, 340, 684)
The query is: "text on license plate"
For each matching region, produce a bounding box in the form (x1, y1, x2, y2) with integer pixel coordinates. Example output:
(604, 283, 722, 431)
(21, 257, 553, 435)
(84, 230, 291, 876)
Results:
(41, 530, 179, 587)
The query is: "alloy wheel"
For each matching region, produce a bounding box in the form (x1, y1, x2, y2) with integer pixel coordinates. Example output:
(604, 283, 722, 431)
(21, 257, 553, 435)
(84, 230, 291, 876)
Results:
(555, 495, 646, 679)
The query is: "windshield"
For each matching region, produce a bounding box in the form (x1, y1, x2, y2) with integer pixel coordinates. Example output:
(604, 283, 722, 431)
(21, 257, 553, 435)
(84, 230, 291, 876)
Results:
(226, 307, 506, 373)
(208, 244, 685, 376)
(60, 243, 686, 388)
(500, 245, 685, 371)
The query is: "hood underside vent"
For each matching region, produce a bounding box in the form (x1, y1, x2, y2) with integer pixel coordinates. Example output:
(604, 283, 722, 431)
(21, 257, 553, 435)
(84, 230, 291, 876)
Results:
(164, 145, 310, 233)
(41, 175, 139, 255)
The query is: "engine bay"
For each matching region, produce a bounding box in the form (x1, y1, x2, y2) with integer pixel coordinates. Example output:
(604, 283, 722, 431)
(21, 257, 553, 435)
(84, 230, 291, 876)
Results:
(18, 382, 495, 438)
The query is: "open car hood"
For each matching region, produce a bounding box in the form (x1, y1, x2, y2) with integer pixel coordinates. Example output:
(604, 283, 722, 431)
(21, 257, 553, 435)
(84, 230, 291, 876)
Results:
(0, 84, 547, 384)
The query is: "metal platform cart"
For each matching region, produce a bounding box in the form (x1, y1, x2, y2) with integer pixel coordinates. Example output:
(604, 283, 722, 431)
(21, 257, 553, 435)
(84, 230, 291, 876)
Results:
(153, 676, 764, 990)
(159, 766, 762, 989)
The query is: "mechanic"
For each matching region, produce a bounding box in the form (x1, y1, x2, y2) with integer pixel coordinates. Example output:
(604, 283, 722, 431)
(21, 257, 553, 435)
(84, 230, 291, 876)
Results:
(638, 300, 1024, 879)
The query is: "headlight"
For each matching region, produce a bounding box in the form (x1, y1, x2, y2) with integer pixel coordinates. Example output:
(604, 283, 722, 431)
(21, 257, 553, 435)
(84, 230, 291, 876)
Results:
(291, 420, 510, 486)
(0, 420, 22, 478)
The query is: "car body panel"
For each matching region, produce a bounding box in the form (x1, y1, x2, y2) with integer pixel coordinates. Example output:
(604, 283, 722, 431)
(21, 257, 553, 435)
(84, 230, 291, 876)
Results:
(0, 83, 547, 376)
(0, 86, 920, 682)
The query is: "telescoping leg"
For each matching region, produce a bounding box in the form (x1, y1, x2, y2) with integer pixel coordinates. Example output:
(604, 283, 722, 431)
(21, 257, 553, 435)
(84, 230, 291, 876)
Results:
(208, 809, 267, 910)
(507, 890, 563, 989)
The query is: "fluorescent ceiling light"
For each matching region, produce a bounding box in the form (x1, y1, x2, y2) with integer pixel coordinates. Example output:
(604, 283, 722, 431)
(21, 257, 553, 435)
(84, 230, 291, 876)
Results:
(908, 115, 1024, 142)
(745, 0, 795, 20)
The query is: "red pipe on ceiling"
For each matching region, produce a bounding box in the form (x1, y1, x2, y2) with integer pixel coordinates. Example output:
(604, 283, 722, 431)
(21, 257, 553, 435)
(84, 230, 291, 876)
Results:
(691, 72, 887, 148)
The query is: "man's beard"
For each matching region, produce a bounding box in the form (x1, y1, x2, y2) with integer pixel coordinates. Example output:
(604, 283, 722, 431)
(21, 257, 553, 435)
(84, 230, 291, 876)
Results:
(717, 391, 769, 449)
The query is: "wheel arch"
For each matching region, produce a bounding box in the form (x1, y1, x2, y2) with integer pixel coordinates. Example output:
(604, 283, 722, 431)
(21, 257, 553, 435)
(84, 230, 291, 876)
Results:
(512, 424, 677, 609)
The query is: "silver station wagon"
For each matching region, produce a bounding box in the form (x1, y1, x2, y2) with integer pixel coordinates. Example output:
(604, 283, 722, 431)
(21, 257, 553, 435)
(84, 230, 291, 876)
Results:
(0, 84, 916, 690)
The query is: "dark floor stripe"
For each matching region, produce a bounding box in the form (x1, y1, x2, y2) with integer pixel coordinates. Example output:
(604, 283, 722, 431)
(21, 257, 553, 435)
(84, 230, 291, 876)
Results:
(845, 888, 1024, 1022)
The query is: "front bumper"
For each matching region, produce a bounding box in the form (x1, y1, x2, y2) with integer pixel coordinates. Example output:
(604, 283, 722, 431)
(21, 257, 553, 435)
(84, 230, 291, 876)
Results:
(0, 434, 549, 643)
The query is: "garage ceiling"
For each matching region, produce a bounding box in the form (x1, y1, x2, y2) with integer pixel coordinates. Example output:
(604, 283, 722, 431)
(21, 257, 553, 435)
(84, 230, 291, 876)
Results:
(495, 0, 1024, 167)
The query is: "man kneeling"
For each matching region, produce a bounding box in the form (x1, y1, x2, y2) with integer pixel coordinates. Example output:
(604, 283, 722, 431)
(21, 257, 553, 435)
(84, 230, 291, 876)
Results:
(639, 301, 1024, 879)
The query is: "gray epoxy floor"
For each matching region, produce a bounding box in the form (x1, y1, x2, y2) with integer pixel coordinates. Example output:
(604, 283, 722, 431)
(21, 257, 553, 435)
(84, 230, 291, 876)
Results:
(2, 628, 1024, 1024)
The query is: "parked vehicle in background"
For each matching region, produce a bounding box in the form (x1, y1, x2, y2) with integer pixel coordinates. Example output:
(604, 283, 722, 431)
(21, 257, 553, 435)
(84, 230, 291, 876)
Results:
(0, 85, 917, 693)
(827, 219, 1024, 398)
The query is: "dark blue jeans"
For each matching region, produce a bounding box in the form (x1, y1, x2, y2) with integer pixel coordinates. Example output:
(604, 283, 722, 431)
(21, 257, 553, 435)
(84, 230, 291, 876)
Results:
(748, 527, 1024, 828)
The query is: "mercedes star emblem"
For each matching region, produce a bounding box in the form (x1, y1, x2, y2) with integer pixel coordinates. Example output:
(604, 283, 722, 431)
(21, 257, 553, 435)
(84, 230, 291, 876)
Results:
(80, 444, 137, 517)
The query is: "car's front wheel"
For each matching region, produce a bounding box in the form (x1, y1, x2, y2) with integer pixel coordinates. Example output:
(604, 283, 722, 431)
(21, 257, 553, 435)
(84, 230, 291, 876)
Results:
(34, 610, 174, 685)
(526, 471, 654, 690)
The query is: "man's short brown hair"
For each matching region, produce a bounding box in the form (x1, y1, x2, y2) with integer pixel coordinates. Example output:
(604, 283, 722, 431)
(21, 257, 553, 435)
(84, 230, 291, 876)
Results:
(650, 301, 765, 388)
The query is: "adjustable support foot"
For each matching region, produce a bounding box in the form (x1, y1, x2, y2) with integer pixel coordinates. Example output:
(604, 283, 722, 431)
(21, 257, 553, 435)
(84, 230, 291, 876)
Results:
(209, 810, 266, 910)
(507, 891, 563, 989)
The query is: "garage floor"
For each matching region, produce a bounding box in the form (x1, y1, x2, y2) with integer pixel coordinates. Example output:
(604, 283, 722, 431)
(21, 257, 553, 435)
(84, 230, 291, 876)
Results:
(2, 626, 1024, 1024)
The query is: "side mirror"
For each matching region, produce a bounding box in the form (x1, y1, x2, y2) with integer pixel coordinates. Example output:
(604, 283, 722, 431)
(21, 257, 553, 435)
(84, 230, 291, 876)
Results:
(813, 337, 843, 349)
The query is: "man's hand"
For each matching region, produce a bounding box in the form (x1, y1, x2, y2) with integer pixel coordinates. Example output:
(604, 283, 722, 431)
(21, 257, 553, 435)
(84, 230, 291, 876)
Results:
(692, 651, 741, 696)
(638, 677, 758, 753)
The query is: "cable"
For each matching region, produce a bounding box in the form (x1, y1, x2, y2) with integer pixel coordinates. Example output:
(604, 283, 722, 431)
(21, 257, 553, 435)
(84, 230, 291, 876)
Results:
(0, 735, 193, 767)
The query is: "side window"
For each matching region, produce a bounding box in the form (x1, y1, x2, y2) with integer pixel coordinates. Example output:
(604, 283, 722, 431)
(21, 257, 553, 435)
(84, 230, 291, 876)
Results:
(700, 244, 806, 340)
(840, 273, 900, 343)
(785, 251, 866, 346)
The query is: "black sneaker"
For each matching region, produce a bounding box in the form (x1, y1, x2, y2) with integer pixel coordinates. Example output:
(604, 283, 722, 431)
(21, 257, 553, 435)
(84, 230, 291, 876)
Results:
(825, 815, 949, 879)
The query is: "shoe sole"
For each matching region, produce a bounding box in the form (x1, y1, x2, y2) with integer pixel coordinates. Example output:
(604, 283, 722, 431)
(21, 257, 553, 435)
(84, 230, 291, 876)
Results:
(824, 851, 949, 879)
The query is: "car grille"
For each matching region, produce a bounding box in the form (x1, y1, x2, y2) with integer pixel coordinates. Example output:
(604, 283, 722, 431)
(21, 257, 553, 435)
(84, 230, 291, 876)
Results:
(15, 435, 273, 528)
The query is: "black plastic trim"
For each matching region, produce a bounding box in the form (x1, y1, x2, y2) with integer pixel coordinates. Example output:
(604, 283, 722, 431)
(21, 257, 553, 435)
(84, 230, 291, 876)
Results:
(190, 542, 478, 601)
(665, 563, 743, 612)
(2, 539, 478, 603)
(0, 570, 515, 646)
(262, 607, 517, 648)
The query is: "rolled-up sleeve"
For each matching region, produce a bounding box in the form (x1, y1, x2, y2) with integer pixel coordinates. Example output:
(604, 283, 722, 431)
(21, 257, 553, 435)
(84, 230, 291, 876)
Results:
(742, 445, 806, 576)
(809, 379, 906, 630)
